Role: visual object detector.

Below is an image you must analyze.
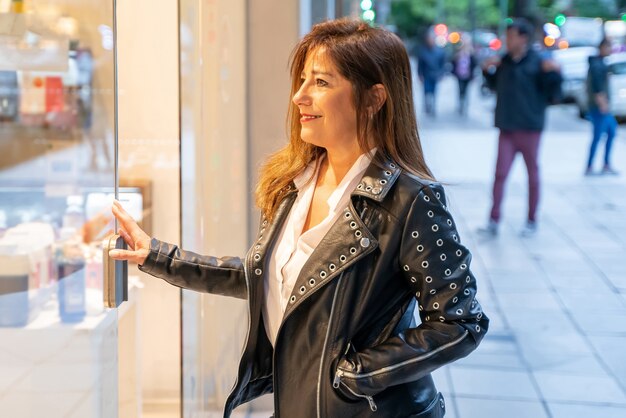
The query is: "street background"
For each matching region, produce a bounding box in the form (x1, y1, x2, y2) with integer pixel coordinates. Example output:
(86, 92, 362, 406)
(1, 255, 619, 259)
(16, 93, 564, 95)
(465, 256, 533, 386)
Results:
(416, 72, 626, 418)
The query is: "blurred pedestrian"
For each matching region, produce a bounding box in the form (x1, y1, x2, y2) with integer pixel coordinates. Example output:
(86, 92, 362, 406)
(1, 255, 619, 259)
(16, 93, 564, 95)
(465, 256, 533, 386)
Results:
(452, 42, 476, 116)
(479, 19, 562, 237)
(417, 34, 445, 116)
(585, 38, 619, 176)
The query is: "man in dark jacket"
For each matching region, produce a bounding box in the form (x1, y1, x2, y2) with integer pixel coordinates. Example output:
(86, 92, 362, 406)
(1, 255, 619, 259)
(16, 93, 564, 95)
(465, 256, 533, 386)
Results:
(417, 34, 446, 116)
(480, 19, 562, 237)
(586, 38, 619, 176)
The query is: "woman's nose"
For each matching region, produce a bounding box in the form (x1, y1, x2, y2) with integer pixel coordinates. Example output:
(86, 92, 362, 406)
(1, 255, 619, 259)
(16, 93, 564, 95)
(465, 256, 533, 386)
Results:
(293, 83, 311, 106)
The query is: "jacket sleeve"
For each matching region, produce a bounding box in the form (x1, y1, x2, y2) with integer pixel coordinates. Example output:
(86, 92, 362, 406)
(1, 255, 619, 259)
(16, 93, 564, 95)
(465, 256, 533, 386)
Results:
(138, 238, 248, 299)
(538, 68, 563, 104)
(336, 184, 488, 397)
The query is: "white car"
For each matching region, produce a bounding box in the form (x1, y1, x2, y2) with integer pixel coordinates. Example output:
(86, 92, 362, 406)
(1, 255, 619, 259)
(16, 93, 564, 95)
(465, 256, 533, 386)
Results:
(551, 46, 597, 115)
(577, 52, 626, 120)
(606, 52, 626, 119)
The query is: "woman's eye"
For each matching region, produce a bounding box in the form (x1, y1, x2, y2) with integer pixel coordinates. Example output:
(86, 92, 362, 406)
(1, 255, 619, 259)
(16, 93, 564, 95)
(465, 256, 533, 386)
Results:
(316, 79, 328, 87)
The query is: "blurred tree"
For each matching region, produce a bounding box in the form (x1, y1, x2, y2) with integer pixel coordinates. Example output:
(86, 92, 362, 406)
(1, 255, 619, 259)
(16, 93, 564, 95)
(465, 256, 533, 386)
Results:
(390, 0, 501, 39)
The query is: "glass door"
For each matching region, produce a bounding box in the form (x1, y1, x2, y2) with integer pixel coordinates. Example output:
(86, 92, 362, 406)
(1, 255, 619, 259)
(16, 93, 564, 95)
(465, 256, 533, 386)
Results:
(0, 0, 121, 416)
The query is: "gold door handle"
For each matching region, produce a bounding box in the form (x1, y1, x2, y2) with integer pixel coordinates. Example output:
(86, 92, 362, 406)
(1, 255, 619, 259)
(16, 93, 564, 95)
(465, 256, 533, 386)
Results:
(103, 234, 128, 308)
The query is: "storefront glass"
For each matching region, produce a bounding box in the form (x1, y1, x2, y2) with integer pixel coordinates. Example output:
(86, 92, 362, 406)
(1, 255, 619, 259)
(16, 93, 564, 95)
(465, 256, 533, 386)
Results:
(0, 0, 123, 416)
(179, 0, 249, 415)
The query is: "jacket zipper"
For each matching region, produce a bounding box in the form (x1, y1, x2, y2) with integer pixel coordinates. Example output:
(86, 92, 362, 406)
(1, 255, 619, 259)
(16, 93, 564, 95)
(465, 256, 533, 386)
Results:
(226, 248, 254, 409)
(340, 330, 469, 380)
(316, 273, 344, 418)
(333, 370, 378, 412)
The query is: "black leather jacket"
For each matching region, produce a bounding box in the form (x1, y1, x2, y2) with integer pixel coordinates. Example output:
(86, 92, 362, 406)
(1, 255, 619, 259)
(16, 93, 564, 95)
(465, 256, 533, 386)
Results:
(139, 157, 489, 418)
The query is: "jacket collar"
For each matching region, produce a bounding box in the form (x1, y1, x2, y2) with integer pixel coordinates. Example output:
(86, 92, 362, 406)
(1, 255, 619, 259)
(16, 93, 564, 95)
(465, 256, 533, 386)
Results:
(350, 155, 402, 202)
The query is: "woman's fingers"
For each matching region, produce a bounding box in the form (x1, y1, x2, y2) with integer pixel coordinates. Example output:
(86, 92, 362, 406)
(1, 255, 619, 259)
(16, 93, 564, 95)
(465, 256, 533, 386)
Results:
(118, 228, 135, 250)
(112, 200, 149, 242)
(108, 248, 149, 265)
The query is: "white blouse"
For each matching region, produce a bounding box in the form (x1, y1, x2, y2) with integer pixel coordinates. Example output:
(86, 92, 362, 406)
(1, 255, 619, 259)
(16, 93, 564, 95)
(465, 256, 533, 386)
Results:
(263, 151, 374, 346)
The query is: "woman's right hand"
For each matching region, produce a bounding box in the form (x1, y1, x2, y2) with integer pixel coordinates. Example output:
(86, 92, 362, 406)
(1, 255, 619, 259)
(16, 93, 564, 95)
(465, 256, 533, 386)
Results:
(109, 200, 151, 265)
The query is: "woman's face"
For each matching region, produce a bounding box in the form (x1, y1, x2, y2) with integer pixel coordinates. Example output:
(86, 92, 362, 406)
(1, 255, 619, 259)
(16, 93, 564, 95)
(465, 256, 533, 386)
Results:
(292, 48, 359, 151)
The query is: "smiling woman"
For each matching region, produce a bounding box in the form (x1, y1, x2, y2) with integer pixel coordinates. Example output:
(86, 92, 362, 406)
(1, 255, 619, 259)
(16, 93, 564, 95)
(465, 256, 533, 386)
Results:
(110, 17, 489, 418)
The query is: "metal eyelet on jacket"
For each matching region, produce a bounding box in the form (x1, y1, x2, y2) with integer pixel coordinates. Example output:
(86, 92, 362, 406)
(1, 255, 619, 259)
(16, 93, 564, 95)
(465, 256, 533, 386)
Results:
(417, 245, 424, 252)
(429, 289, 436, 295)
(423, 195, 430, 202)
(440, 254, 447, 261)
(255, 268, 262, 276)
(425, 276, 433, 283)
(254, 254, 261, 261)
(453, 234, 458, 242)
(421, 261, 429, 268)
(436, 192, 441, 199)
(410, 276, 417, 283)
(290, 295, 296, 304)
(436, 239, 443, 246)
(320, 271, 327, 278)
(299, 286, 306, 295)
(477, 312, 483, 320)
(456, 309, 464, 315)
(476, 325, 481, 332)
(380, 179, 387, 185)
(453, 297, 458, 303)
(433, 302, 439, 309)
(340, 255, 347, 262)
(344, 211, 351, 218)
(403, 265, 410, 271)
(447, 219, 452, 226)
(432, 224, 439, 232)
(262, 220, 268, 227)
(329, 263, 336, 271)
(464, 289, 471, 295)
(389, 163, 396, 168)
(460, 264, 467, 270)
(365, 185, 372, 191)
(427, 210, 434, 217)
(456, 249, 462, 256)
(384, 170, 391, 176)
(309, 278, 316, 287)
(466, 275, 471, 283)
(255, 244, 261, 250)
(355, 230, 362, 238)
(372, 187, 381, 194)
(444, 269, 451, 276)
(439, 316, 445, 322)
(350, 247, 357, 255)
(350, 221, 357, 229)
(357, 183, 364, 189)
(450, 283, 457, 290)
(411, 231, 419, 238)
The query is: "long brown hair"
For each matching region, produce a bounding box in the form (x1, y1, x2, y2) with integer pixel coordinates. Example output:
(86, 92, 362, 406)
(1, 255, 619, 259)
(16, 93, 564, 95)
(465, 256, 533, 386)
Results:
(256, 18, 434, 220)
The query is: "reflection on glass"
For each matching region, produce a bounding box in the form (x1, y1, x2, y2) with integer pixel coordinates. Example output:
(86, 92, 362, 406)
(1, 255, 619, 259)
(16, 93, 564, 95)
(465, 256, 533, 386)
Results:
(0, 0, 119, 416)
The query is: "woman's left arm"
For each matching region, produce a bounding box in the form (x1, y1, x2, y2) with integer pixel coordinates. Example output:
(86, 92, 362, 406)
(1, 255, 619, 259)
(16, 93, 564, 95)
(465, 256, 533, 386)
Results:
(336, 184, 489, 397)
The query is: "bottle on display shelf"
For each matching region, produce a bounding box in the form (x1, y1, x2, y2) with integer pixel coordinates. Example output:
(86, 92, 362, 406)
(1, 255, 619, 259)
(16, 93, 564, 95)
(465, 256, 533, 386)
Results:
(56, 227, 86, 323)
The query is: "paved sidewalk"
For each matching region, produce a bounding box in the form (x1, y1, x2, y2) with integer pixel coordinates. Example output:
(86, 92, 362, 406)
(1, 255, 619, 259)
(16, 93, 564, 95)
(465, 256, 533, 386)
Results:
(421, 77, 626, 418)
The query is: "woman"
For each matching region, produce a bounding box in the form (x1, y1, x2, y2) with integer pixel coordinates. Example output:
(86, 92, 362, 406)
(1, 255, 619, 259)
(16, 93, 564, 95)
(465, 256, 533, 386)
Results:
(111, 19, 488, 418)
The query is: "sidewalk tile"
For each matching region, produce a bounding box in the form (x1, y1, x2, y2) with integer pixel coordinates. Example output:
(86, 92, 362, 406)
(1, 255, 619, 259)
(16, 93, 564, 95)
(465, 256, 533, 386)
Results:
(533, 372, 626, 404)
(548, 402, 626, 418)
(449, 367, 539, 400)
(455, 398, 548, 418)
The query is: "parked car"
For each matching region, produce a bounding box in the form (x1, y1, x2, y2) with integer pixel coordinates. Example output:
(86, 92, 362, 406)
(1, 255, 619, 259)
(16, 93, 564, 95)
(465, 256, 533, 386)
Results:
(551, 46, 597, 116)
(577, 52, 626, 121)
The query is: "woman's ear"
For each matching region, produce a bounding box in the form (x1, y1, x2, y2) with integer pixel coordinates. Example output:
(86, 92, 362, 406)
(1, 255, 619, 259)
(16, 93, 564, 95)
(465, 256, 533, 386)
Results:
(367, 84, 387, 115)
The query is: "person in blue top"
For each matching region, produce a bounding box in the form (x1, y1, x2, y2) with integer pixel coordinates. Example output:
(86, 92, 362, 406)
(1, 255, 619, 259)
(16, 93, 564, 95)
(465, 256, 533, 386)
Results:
(586, 38, 619, 176)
